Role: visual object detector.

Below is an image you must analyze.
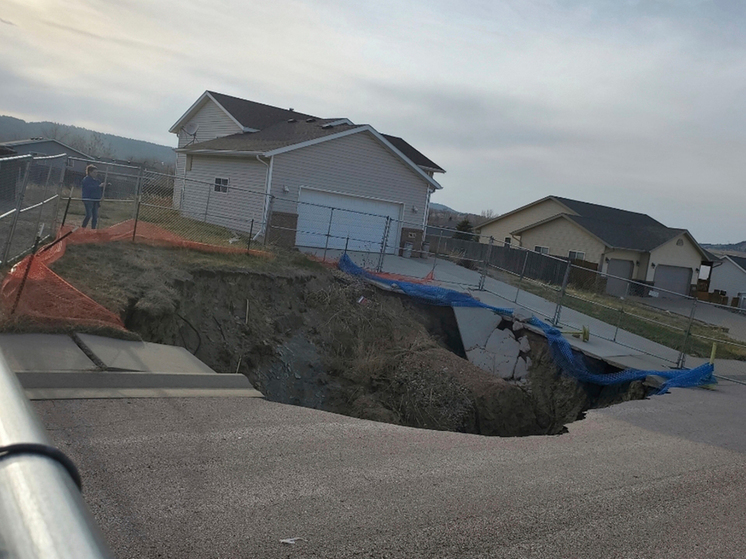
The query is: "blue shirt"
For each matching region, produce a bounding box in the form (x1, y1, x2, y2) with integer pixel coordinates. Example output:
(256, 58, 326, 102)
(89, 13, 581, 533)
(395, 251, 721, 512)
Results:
(81, 176, 103, 201)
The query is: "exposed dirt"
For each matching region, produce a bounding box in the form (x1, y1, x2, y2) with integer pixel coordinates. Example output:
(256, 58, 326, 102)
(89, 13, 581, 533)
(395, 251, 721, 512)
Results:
(43, 242, 646, 436)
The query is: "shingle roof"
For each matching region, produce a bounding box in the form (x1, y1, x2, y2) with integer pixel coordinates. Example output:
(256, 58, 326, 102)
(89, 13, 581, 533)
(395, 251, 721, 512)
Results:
(202, 92, 443, 172)
(728, 255, 746, 272)
(382, 134, 444, 172)
(207, 91, 314, 130)
(563, 215, 683, 252)
(180, 119, 360, 154)
(554, 196, 665, 228)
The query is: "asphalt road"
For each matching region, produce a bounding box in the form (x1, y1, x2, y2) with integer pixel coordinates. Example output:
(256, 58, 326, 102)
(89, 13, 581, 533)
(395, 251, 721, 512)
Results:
(36, 382, 746, 559)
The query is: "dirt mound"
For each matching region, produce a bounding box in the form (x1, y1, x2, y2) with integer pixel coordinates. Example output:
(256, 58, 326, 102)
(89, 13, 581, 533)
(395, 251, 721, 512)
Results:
(41, 242, 645, 436)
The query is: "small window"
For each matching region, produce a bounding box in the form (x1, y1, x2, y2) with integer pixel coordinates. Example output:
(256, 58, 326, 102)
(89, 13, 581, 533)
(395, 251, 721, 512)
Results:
(504, 237, 511, 246)
(676, 239, 684, 246)
(534, 246, 549, 255)
(214, 177, 229, 193)
(569, 250, 585, 261)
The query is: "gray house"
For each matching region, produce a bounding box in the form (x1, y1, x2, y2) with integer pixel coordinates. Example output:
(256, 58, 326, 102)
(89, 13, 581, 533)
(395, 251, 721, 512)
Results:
(0, 138, 93, 173)
(170, 91, 444, 252)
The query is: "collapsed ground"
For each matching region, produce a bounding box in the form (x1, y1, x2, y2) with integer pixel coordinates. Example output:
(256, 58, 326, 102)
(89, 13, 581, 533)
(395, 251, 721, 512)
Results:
(15, 242, 646, 436)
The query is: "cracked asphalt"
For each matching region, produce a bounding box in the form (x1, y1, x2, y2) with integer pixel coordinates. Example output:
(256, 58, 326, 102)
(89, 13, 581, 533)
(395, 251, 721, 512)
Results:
(35, 380, 746, 558)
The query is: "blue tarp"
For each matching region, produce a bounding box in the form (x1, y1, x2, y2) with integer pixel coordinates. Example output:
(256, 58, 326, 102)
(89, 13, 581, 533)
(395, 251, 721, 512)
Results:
(338, 253, 716, 394)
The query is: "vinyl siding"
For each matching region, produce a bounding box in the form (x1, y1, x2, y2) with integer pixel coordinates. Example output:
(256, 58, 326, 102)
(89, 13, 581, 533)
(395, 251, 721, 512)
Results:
(646, 234, 703, 284)
(270, 130, 430, 234)
(173, 98, 243, 207)
(181, 155, 266, 232)
(709, 259, 746, 299)
(475, 199, 569, 244)
(517, 218, 606, 263)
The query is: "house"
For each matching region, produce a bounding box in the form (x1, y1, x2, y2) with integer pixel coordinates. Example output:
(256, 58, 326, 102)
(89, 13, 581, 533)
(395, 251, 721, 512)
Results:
(474, 196, 711, 297)
(169, 91, 444, 252)
(709, 255, 746, 307)
(0, 139, 93, 175)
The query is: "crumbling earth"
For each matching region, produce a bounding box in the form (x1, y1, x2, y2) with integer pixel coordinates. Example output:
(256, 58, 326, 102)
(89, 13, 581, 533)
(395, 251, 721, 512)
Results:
(43, 242, 646, 436)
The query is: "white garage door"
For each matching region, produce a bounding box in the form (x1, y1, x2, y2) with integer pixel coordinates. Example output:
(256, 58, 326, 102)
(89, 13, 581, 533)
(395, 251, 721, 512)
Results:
(653, 265, 693, 298)
(296, 188, 402, 253)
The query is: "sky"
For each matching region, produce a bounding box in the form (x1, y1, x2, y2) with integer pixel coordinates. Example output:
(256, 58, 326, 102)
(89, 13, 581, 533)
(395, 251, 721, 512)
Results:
(1, 0, 744, 243)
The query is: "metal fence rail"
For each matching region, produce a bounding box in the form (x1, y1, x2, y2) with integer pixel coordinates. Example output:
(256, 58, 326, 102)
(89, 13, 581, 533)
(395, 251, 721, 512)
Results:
(0, 352, 114, 558)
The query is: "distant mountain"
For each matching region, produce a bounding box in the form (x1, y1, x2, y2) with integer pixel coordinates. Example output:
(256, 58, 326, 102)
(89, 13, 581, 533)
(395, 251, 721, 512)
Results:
(430, 202, 458, 212)
(702, 241, 746, 257)
(0, 115, 176, 170)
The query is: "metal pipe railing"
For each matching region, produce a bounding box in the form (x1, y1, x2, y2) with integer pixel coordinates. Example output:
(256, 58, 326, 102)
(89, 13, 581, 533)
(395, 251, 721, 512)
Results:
(0, 352, 114, 559)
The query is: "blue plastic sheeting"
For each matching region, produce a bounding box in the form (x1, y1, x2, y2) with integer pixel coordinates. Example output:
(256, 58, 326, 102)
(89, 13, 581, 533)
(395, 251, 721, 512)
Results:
(338, 254, 717, 393)
(528, 318, 716, 395)
(338, 254, 515, 314)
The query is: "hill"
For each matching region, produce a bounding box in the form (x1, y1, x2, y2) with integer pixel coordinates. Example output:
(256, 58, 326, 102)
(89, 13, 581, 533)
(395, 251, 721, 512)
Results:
(0, 115, 176, 170)
(701, 241, 746, 256)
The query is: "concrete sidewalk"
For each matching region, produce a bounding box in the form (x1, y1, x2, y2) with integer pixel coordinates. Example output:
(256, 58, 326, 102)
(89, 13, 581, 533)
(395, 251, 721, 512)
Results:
(0, 333, 262, 399)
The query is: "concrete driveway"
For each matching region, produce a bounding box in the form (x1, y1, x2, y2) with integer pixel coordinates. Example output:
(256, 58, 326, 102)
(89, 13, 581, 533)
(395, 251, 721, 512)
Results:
(35, 381, 746, 558)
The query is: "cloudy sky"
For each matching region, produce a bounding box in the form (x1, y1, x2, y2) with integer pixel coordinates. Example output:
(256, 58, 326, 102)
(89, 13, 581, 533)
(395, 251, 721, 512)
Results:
(1, 0, 744, 242)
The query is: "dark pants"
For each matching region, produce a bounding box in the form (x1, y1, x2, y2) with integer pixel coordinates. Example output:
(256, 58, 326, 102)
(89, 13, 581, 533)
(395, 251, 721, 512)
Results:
(82, 201, 100, 229)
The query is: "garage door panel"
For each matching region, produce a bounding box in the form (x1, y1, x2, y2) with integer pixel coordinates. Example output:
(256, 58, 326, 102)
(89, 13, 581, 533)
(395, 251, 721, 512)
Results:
(605, 259, 634, 297)
(653, 265, 692, 298)
(296, 189, 402, 253)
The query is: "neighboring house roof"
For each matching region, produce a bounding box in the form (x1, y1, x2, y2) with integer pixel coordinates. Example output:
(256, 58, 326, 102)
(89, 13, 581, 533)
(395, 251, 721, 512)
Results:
(0, 138, 93, 159)
(512, 213, 709, 257)
(727, 255, 746, 273)
(553, 196, 664, 228)
(170, 90, 444, 174)
(0, 146, 17, 157)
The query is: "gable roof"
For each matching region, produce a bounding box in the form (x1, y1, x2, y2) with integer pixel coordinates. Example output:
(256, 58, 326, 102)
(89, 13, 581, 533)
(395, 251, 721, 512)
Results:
(381, 134, 444, 173)
(178, 121, 442, 190)
(727, 255, 746, 273)
(169, 90, 444, 173)
(511, 212, 708, 257)
(0, 138, 93, 159)
(553, 196, 665, 228)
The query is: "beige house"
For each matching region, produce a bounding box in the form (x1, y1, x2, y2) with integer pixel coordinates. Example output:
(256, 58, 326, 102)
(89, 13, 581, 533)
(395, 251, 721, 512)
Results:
(474, 196, 710, 297)
(169, 91, 444, 253)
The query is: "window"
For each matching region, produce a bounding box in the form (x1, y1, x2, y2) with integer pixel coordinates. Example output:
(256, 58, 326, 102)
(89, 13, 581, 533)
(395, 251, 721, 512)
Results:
(214, 177, 229, 193)
(534, 246, 549, 255)
(504, 237, 511, 246)
(569, 250, 585, 261)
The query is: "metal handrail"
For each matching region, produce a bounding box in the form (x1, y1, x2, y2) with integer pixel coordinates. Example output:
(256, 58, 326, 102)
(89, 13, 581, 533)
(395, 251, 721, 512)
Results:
(0, 352, 114, 559)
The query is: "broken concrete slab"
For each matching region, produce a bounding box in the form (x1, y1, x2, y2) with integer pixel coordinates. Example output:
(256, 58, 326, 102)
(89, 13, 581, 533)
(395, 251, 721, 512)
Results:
(485, 328, 520, 361)
(518, 336, 531, 353)
(514, 357, 530, 380)
(495, 355, 517, 380)
(76, 334, 216, 374)
(466, 348, 495, 374)
(453, 307, 503, 351)
(0, 334, 97, 372)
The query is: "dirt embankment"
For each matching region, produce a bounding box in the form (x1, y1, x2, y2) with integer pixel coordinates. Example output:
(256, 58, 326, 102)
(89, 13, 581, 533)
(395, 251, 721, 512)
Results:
(48, 243, 645, 436)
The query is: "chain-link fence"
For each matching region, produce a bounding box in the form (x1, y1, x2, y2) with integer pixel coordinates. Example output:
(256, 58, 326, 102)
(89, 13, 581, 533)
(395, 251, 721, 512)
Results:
(422, 225, 746, 380)
(0, 154, 66, 266)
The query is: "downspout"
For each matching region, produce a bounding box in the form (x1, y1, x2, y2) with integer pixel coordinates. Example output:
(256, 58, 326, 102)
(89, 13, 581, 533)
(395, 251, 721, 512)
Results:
(255, 155, 273, 240)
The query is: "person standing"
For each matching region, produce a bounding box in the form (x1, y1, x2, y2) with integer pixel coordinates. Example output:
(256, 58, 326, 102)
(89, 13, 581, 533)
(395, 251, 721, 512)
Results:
(81, 164, 103, 229)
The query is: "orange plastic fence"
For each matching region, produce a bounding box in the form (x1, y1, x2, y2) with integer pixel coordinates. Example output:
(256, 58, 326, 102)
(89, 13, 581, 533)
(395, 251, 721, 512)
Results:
(1, 220, 272, 331)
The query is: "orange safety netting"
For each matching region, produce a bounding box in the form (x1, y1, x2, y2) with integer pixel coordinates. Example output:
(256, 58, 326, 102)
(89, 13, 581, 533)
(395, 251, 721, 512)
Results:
(1, 220, 272, 331)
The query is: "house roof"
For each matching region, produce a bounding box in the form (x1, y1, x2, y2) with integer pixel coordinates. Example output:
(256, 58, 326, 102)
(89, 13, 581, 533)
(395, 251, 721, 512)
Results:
(206, 91, 315, 131)
(727, 255, 746, 273)
(170, 91, 444, 173)
(553, 196, 665, 228)
(0, 138, 93, 159)
(178, 118, 360, 154)
(381, 134, 444, 173)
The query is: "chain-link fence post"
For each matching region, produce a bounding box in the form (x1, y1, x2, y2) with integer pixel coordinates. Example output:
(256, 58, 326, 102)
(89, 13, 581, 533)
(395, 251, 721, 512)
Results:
(677, 297, 698, 368)
(133, 167, 143, 220)
(552, 260, 572, 326)
(264, 196, 274, 246)
(612, 279, 631, 342)
(203, 181, 212, 222)
(32, 162, 54, 237)
(247, 219, 254, 252)
(322, 208, 335, 262)
(514, 249, 530, 303)
(2, 159, 31, 264)
(101, 164, 110, 200)
(478, 236, 493, 291)
(377, 217, 391, 272)
(52, 162, 67, 233)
